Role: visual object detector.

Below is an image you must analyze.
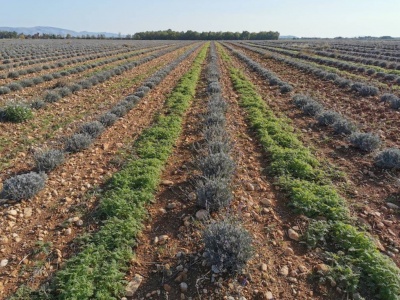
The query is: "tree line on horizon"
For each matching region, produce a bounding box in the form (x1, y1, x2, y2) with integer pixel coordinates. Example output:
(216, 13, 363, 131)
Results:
(131, 29, 280, 40)
(0, 29, 280, 40)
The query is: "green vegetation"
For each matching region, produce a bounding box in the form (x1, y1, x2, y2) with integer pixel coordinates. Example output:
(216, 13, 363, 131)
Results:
(26, 43, 207, 300)
(0, 102, 33, 123)
(219, 44, 400, 299)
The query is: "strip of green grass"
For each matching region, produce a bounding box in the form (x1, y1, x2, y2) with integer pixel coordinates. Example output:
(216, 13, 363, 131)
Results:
(218, 44, 400, 300)
(11, 43, 208, 300)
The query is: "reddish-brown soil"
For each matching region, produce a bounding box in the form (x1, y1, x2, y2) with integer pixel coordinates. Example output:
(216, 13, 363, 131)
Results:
(0, 45, 201, 298)
(124, 48, 325, 300)
(0, 46, 170, 104)
(0, 46, 141, 86)
(223, 43, 400, 266)
(0, 46, 190, 174)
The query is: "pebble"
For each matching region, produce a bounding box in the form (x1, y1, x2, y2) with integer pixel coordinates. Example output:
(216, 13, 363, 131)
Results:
(0, 259, 8, 267)
(162, 180, 174, 186)
(167, 202, 177, 209)
(260, 263, 268, 271)
(266, 291, 274, 300)
(65, 228, 72, 235)
(125, 274, 144, 297)
(23, 207, 33, 218)
(315, 263, 329, 273)
(158, 235, 169, 244)
(279, 265, 289, 276)
(68, 216, 80, 223)
(159, 208, 167, 214)
(7, 210, 17, 216)
(298, 265, 308, 273)
(180, 282, 188, 292)
(288, 228, 300, 241)
(260, 198, 272, 206)
(284, 247, 294, 256)
(195, 209, 208, 220)
(245, 182, 255, 191)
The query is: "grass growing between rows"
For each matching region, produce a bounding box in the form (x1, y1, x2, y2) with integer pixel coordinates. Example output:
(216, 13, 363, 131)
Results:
(218, 44, 400, 300)
(0, 53, 182, 173)
(11, 43, 208, 300)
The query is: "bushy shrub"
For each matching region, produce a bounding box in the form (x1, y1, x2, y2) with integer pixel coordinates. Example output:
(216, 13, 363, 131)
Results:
(136, 86, 150, 95)
(1, 172, 47, 201)
(52, 73, 62, 79)
(203, 220, 253, 274)
(57, 87, 72, 97)
(325, 73, 338, 81)
(205, 111, 226, 127)
(110, 105, 127, 117)
(0, 102, 33, 122)
(0, 87, 11, 95)
(8, 82, 22, 91)
(79, 121, 105, 138)
(32, 77, 44, 85)
(269, 77, 280, 86)
(99, 112, 118, 127)
(389, 97, 400, 109)
(349, 132, 381, 152)
(280, 83, 293, 93)
(384, 74, 396, 81)
(41, 74, 54, 82)
(20, 79, 34, 88)
(208, 82, 221, 94)
(7, 71, 19, 79)
(134, 90, 146, 98)
(34, 149, 65, 172)
(293, 94, 312, 108)
(204, 124, 229, 144)
(302, 101, 323, 116)
(317, 110, 342, 126)
(334, 78, 352, 88)
(381, 93, 398, 103)
(196, 177, 232, 212)
(351, 82, 379, 96)
(208, 95, 228, 113)
(79, 80, 92, 89)
(43, 91, 61, 103)
(65, 133, 93, 153)
(206, 140, 232, 155)
(199, 152, 235, 179)
(333, 118, 357, 135)
(70, 83, 82, 93)
(125, 95, 140, 104)
(30, 99, 46, 110)
(374, 148, 400, 169)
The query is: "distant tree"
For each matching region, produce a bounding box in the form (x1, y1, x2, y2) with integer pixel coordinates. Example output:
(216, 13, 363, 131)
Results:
(240, 31, 251, 40)
(132, 29, 279, 40)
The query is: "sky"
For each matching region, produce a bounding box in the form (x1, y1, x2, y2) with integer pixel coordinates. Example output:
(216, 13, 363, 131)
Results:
(1, 0, 399, 38)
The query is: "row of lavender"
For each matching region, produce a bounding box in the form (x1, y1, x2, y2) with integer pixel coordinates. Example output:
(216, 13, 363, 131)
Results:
(0, 44, 187, 122)
(0, 44, 200, 203)
(198, 43, 253, 275)
(235, 42, 400, 108)
(223, 43, 400, 169)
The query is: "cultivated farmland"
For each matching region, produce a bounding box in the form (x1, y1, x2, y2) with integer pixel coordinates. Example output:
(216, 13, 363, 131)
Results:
(0, 39, 399, 300)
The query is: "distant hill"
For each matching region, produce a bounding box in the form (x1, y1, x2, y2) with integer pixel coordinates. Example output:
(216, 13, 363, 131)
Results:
(279, 35, 298, 39)
(0, 26, 120, 38)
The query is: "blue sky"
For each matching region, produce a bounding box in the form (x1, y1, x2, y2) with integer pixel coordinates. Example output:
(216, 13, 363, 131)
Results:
(1, 0, 399, 37)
